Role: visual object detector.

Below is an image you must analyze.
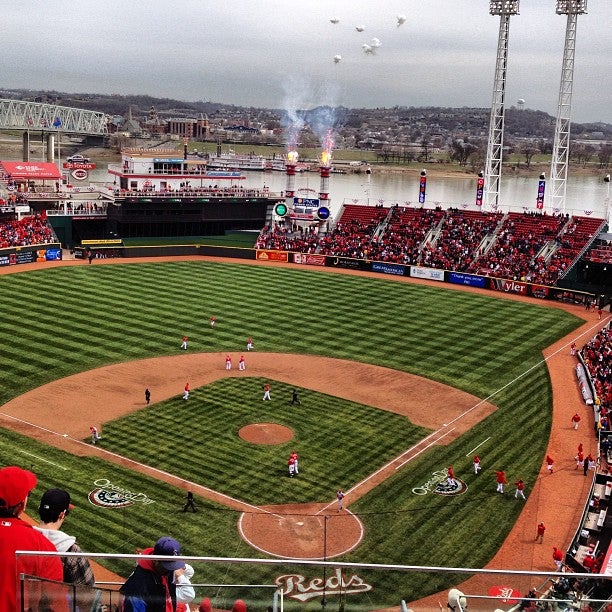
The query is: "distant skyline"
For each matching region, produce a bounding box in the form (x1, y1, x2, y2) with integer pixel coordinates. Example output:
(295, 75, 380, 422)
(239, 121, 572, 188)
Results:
(2, 1, 610, 124)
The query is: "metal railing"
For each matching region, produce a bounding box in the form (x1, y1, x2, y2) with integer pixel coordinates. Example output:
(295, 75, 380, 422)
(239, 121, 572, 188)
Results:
(15, 550, 612, 611)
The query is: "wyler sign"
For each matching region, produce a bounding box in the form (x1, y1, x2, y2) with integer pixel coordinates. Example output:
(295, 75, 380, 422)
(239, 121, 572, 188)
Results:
(88, 478, 155, 508)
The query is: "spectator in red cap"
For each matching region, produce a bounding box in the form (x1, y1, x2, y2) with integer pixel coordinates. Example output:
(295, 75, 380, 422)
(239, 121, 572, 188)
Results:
(198, 598, 212, 612)
(232, 600, 247, 612)
(35, 488, 94, 587)
(0, 466, 65, 612)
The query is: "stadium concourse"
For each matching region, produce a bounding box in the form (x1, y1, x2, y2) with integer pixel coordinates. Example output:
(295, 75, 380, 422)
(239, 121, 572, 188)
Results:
(0, 254, 609, 610)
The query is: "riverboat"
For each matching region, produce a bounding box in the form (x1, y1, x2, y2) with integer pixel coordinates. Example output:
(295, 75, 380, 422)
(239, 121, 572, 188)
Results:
(206, 152, 268, 172)
(101, 149, 283, 242)
(108, 148, 247, 192)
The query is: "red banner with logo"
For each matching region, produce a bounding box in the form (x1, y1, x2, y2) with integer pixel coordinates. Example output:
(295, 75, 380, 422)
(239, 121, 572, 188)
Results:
(256, 250, 288, 262)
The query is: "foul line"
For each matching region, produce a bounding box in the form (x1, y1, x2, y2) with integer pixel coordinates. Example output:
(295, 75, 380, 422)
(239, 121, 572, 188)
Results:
(15, 449, 68, 470)
(466, 438, 491, 457)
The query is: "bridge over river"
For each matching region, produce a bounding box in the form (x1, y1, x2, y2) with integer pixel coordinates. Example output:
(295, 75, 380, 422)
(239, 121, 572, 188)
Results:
(0, 99, 107, 135)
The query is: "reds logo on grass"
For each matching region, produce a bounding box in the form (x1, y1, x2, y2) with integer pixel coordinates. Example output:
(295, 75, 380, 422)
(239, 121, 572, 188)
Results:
(89, 478, 155, 508)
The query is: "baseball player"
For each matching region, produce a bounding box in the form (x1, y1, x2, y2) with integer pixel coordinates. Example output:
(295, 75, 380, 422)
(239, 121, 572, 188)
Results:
(290, 450, 299, 474)
(145, 388, 151, 405)
(225, 355, 232, 370)
(181, 335, 188, 350)
(546, 455, 554, 474)
(570, 342, 577, 356)
(495, 469, 507, 493)
(183, 382, 190, 400)
(210, 316, 216, 329)
(238, 355, 246, 371)
(90, 426, 101, 444)
(552, 547, 564, 571)
(262, 383, 271, 401)
(535, 521, 546, 543)
(575, 449, 584, 469)
(246, 337, 253, 351)
(288, 457, 295, 478)
(514, 479, 526, 500)
(571, 413, 581, 429)
(473, 455, 481, 475)
(446, 465, 456, 486)
(336, 489, 345, 511)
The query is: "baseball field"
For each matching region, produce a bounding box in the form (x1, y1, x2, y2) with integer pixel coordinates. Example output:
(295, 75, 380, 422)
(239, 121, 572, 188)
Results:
(0, 257, 587, 610)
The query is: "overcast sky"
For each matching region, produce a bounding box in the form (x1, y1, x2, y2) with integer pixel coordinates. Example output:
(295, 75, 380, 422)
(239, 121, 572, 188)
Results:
(1, 1, 610, 124)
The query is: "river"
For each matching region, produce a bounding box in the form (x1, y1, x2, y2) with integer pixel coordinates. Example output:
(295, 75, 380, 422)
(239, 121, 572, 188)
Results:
(85, 157, 610, 220)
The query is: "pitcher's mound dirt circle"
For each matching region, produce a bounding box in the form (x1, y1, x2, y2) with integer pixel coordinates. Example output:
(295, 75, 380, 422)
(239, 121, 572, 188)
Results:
(239, 423, 294, 445)
(238, 502, 364, 559)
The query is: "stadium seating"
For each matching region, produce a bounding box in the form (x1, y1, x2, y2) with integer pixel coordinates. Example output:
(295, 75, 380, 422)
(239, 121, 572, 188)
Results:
(0, 213, 55, 248)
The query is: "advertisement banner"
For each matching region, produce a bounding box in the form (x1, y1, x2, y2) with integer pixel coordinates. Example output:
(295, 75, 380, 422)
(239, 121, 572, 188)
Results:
(371, 262, 406, 276)
(530, 285, 549, 299)
(327, 256, 369, 271)
(45, 248, 62, 261)
(475, 176, 484, 207)
(409, 266, 445, 282)
(419, 174, 427, 204)
(449, 272, 486, 288)
(256, 250, 288, 262)
(490, 278, 527, 295)
(536, 180, 546, 210)
(293, 253, 326, 267)
(16, 250, 36, 264)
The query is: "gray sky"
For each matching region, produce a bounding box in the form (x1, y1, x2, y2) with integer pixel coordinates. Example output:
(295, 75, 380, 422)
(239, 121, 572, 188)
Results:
(1, 1, 610, 124)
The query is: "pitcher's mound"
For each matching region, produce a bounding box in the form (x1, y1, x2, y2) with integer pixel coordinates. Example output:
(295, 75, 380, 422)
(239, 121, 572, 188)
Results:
(239, 423, 294, 445)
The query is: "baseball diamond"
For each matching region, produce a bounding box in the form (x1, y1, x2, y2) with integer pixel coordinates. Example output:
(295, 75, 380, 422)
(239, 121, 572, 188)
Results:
(0, 255, 603, 610)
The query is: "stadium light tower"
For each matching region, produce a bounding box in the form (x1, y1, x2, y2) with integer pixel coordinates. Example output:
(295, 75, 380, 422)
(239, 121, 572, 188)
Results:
(548, 0, 588, 214)
(483, 1, 520, 212)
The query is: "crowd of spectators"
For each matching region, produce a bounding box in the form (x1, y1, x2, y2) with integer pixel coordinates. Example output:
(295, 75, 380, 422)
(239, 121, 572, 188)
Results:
(582, 326, 612, 418)
(467, 212, 568, 283)
(256, 205, 603, 286)
(0, 213, 55, 248)
(420, 209, 502, 271)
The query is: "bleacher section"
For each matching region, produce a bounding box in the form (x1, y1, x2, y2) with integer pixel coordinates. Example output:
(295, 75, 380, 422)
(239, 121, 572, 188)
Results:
(420, 209, 502, 271)
(255, 204, 606, 286)
(0, 213, 56, 248)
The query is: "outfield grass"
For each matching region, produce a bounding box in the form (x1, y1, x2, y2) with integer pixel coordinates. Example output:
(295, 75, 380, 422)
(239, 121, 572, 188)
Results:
(0, 260, 584, 608)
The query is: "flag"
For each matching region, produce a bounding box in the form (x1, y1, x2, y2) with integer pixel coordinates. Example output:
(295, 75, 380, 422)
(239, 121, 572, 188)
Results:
(26, 116, 33, 126)
(53, 117, 61, 128)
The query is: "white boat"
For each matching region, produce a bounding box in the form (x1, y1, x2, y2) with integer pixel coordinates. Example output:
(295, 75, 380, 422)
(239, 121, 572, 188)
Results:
(108, 148, 246, 192)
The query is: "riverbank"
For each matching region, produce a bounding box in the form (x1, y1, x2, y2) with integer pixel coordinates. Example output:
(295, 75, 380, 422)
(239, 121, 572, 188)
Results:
(0, 138, 606, 182)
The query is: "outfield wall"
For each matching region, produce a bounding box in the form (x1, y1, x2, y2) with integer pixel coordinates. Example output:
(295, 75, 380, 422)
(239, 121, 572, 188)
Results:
(0, 243, 62, 267)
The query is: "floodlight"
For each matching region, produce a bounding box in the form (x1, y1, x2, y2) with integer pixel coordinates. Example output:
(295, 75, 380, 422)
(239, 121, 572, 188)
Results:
(556, 0, 587, 15)
(489, 1, 520, 15)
